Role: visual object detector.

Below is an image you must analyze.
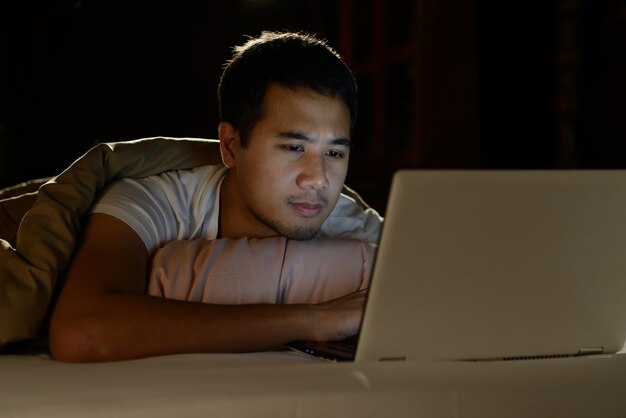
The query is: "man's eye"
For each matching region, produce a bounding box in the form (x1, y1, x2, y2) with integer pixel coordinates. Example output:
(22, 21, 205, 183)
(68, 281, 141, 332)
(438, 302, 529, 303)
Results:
(326, 150, 345, 159)
(282, 145, 304, 153)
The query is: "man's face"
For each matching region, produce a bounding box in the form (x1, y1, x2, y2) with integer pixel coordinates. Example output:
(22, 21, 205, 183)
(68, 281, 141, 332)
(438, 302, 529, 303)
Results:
(222, 84, 351, 240)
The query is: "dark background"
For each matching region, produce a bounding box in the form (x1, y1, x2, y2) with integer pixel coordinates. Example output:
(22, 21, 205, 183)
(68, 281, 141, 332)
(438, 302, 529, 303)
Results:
(1, 0, 625, 214)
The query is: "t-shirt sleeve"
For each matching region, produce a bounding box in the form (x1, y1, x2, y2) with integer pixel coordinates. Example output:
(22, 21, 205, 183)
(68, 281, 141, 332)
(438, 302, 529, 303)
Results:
(90, 165, 225, 254)
(90, 177, 178, 253)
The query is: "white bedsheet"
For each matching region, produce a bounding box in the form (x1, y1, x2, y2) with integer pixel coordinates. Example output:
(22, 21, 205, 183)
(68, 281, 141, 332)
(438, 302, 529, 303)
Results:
(2, 350, 626, 418)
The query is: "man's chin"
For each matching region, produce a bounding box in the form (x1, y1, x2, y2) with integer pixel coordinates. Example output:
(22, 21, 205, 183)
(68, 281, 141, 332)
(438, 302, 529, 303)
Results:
(280, 226, 319, 241)
(272, 221, 321, 241)
(258, 214, 322, 240)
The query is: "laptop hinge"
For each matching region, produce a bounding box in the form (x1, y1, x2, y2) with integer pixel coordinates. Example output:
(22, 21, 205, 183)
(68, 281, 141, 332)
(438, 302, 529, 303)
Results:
(576, 347, 604, 356)
(379, 356, 407, 362)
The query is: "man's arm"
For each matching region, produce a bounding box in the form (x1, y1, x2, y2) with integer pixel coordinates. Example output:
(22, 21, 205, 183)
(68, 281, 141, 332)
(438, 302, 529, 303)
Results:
(49, 213, 365, 362)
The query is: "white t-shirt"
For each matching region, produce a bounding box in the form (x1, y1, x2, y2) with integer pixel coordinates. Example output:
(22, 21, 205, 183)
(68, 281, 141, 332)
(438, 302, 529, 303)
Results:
(91, 164, 383, 254)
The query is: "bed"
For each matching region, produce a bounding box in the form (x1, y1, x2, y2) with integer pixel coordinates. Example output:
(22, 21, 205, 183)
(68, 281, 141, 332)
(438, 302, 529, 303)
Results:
(2, 350, 626, 417)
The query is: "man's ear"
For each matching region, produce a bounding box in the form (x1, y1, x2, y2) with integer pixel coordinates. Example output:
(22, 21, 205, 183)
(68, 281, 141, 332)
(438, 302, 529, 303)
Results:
(218, 122, 239, 168)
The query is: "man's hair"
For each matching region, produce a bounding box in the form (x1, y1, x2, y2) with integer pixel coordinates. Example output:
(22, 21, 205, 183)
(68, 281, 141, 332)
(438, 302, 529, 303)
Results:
(218, 31, 357, 147)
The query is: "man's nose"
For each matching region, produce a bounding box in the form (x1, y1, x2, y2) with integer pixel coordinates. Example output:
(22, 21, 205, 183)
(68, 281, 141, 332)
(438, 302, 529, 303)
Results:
(296, 153, 329, 191)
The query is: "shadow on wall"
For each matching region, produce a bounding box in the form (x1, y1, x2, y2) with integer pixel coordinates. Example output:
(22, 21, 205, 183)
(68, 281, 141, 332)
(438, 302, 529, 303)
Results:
(0, 0, 338, 189)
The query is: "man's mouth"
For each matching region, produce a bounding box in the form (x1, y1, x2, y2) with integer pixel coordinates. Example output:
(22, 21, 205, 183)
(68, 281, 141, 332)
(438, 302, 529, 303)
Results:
(290, 202, 324, 218)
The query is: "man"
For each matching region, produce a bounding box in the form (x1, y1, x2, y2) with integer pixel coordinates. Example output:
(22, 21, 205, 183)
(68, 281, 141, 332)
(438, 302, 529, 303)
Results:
(49, 31, 382, 362)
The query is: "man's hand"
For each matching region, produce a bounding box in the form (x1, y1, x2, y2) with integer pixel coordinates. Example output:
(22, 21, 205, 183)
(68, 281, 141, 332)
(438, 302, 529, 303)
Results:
(308, 289, 367, 342)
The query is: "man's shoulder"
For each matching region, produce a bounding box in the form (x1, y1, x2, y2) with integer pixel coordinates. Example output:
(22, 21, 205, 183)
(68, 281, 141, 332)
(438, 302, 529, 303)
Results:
(332, 193, 382, 219)
(104, 164, 227, 193)
(320, 193, 384, 243)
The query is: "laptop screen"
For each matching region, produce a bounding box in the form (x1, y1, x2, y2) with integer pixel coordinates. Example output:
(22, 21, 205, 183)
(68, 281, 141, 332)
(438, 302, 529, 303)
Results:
(354, 170, 626, 362)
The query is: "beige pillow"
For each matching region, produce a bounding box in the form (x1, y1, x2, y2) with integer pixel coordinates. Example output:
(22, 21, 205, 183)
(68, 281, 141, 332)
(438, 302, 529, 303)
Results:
(149, 237, 376, 304)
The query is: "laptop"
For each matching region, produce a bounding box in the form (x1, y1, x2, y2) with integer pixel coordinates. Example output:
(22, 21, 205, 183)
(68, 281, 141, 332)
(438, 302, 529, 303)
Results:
(289, 170, 626, 362)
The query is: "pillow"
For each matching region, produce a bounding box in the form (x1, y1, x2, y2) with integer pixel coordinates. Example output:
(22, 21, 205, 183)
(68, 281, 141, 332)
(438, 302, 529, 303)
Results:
(149, 237, 376, 304)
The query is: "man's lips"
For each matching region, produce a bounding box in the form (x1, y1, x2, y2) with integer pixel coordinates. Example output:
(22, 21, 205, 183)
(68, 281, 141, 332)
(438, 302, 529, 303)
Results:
(290, 202, 324, 217)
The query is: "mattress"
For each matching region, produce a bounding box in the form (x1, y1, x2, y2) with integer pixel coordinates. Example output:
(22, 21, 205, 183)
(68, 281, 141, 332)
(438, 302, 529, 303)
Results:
(2, 350, 626, 417)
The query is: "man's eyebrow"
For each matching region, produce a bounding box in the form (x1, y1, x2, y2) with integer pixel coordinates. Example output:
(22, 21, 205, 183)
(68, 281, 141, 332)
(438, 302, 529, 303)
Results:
(277, 131, 351, 147)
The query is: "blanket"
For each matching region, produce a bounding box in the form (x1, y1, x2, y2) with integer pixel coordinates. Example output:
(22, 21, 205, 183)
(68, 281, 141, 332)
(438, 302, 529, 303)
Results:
(0, 137, 371, 347)
(0, 137, 223, 346)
